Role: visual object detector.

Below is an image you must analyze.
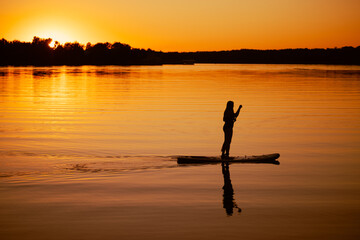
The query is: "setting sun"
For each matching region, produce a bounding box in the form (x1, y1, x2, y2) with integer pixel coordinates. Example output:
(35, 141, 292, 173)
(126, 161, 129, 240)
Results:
(36, 29, 72, 45)
(14, 18, 77, 45)
(48, 40, 55, 48)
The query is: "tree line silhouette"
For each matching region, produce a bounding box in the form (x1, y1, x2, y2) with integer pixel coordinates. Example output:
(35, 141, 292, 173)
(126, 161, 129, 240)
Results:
(1, 37, 359, 66)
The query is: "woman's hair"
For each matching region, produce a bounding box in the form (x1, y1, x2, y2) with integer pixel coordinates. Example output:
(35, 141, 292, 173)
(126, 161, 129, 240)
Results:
(226, 101, 234, 111)
(224, 101, 234, 119)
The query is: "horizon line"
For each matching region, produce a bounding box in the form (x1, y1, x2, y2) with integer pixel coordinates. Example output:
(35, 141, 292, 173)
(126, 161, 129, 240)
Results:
(1, 36, 359, 53)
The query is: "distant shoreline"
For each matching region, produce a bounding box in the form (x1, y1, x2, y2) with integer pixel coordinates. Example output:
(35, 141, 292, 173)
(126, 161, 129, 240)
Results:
(1, 37, 359, 66)
(2, 63, 360, 68)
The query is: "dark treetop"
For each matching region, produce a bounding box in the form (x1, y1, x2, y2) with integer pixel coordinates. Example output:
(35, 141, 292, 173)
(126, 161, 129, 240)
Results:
(1, 37, 359, 66)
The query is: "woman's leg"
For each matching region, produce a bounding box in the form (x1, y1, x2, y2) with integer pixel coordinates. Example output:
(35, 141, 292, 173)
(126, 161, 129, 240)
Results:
(222, 127, 233, 157)
(221, 127, 227, 156)
(225, 128, 233, 156)
(221, 132, 226, 156)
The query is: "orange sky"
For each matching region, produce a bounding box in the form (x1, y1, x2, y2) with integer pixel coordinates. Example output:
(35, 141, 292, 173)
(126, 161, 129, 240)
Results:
(1, 0, 359, 51)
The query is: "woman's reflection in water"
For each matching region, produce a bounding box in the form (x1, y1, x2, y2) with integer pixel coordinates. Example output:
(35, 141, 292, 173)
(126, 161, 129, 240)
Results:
(222, 162, 241, 216)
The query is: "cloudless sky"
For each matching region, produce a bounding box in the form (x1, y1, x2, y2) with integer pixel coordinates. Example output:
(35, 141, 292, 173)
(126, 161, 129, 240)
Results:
(1, 0, 359, 51)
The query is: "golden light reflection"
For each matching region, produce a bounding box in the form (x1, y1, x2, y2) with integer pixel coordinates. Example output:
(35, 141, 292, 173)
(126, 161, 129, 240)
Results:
(1, 65, 360, 158)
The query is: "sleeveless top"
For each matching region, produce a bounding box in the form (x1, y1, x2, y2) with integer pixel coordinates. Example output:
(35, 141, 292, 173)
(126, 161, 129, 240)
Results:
(223, 110, 236, 129)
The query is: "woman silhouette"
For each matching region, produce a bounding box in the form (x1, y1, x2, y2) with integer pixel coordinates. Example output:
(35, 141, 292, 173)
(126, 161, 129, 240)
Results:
(221, 101, 242, 158)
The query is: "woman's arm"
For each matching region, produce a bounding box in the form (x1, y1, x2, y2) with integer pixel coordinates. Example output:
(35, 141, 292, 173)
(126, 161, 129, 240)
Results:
(234, 105, 242, 118)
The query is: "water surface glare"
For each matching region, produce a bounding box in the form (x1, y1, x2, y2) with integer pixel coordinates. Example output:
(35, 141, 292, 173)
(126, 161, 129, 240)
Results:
(1, 64, 360, 240)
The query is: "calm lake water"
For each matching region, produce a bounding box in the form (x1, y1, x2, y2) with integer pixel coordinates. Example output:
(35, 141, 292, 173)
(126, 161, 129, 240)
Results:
(1, 64, 360, 240)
